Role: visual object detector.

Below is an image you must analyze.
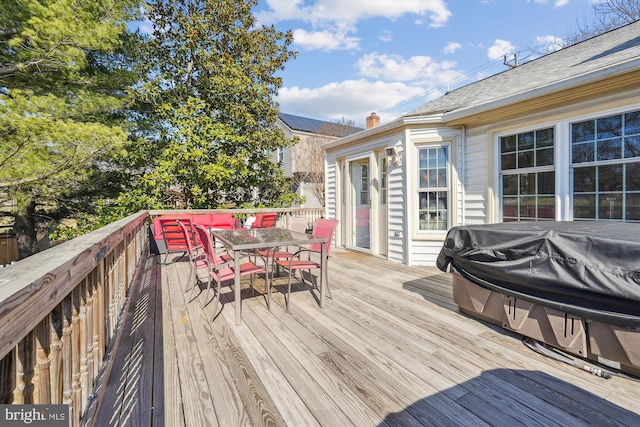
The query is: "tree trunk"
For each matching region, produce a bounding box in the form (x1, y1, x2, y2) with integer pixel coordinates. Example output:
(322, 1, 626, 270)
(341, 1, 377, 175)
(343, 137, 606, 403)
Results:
(13, 200, 40, 260)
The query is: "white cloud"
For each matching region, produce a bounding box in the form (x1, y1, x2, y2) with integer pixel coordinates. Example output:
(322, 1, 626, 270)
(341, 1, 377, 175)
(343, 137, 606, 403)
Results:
(378, 30, 393, 43)
(277, 79, 429, 124)
(293, 28, 360, 51)
(444, 41, 462, 54)
(256, 0, 452, 52)
(526, 0, 571, 7)
(258, 0, 451, 27)
(356, 52, 462, 87)
(487, 39, 515, 60)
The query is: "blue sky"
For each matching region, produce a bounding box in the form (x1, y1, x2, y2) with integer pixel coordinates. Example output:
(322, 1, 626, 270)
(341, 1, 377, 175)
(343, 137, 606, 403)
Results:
(253, 0, 601, 127)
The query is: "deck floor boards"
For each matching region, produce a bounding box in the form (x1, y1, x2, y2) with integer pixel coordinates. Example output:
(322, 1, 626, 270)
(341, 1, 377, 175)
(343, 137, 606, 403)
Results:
(88, 248, 640, 426)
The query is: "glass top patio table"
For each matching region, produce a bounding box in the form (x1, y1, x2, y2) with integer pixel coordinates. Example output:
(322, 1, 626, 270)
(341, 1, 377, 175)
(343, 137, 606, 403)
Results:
(212, 228, 329, 325)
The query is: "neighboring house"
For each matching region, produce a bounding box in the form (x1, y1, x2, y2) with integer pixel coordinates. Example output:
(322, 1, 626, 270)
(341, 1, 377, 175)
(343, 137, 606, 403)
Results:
(275, 112, 362, 207)
(324, 21, 640, 266)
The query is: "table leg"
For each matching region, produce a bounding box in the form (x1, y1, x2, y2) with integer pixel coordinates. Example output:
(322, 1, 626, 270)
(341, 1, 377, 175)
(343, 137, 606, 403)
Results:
(319, 242, 326, 307)
(234, 251, 241, 325)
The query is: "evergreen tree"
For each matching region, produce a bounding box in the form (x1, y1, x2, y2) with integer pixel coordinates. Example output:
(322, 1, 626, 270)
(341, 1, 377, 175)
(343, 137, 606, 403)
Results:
(0, 0, 144, 258)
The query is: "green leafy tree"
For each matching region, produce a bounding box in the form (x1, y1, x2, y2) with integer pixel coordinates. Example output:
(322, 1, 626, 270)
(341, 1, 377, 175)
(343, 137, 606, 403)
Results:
(0, 0, 144, 258)
(123, 0, 300, 211)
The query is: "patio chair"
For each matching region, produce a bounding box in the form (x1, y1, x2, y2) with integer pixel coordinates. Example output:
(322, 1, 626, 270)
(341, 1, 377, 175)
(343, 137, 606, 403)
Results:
(270, 219, 339, 311)
(177, 220, 231, 294)
(252, 212, 278, 229)
(193, 224, 264, 320)
(159, 217, 195, 264)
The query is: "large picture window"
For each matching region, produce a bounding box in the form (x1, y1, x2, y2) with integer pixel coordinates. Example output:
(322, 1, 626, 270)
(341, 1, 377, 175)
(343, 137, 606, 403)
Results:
(572, 110, 640, 222)
(500, 128, 555, 221)
(418, 146, 448, 231)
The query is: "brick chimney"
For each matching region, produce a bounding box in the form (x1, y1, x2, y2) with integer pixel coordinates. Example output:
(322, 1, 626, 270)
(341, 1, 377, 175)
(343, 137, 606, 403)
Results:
(366, 112, 380, 129)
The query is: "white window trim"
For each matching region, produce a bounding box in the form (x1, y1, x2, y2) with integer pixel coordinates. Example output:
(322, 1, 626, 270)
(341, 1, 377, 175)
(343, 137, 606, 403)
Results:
(413, 141, 452, 238)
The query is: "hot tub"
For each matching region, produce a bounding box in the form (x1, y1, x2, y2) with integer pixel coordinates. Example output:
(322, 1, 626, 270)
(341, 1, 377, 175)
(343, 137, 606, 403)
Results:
(436, 221, 640, 376)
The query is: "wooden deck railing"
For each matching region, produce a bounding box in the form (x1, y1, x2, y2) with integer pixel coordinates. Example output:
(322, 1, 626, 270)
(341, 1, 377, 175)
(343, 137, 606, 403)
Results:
(0, 207, 324, 426)
(0, 211, 149, 426)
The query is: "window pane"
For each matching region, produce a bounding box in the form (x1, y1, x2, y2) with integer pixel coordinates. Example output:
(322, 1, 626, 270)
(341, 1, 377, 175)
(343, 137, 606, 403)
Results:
(503, 175, 518, 195)
(627, 162, 640, 191)
(438, 148, 447, 167)
(428, 150, 437, 168)
(437, 167, 446, 187)
(598, 193, 622, 220)
(520, 173, 536, 195)
(624, 136, 640, 158)
(596, 138, 622, 161)
(536, 147, 554, 166)
(626, 193, 640, 220)
(573, 166, 595, 192)
(419, 150, 428, 168)
(572, 143, 594, 163)
(501, 153, 516, 170)
(538, 196, 555, 219)
(625, 111, 640, 135)
(501, 135, 516, 153)
(518, 132, 534, 150)
(574, 194, 595, 219)
(538, 171, 555, 194)
(536, 128, 554, 147)
(598, 164, 623, 192)
(503, 197, 518, 218)
(428, 170, 437, 187)
(520, 196, 535, 218)
(597, 115, 622, 139)
(572, 120, 594, 143)
(518, 151, 534, 168)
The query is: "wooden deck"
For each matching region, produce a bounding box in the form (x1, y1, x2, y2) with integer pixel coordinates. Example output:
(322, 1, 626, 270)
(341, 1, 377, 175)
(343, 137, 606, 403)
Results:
(85, 249, 640, 426)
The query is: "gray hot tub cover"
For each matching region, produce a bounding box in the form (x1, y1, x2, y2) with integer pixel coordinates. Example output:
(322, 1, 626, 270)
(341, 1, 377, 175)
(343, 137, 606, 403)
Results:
(436, 221, 640, 327)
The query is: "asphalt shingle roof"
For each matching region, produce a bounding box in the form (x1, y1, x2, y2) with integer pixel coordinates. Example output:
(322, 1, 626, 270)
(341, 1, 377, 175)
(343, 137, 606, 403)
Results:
(409, 20, 640, 118)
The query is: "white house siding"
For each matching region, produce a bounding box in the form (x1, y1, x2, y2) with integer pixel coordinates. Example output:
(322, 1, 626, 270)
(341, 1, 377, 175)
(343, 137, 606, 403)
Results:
(461, 126, 490, 225)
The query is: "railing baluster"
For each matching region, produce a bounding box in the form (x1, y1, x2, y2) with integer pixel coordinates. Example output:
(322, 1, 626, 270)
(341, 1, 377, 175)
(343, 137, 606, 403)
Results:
(51, 304, 63, 404)
(36, 317, 51, 404)
(79, 280, 89, 412)
(14, 331, 35, 404)
(0, 349, 15, 403)
(62, 295, 75, 425)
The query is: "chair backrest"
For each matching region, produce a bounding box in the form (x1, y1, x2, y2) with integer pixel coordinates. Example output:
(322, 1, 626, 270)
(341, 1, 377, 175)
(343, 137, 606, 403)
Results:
(160, 217, 194, 252)
(194, 224, 220, 267)
(289, 216, 309, 234)
(252, 212, 277, 229)
(177, 220, 198, 264)
(310, 219, 339, 255)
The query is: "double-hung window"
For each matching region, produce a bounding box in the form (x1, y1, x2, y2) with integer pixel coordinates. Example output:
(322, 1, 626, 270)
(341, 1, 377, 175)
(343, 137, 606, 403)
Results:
(417, 145, 449, 231)
(571, 110, 640, 222)
(500, 128, 555, 221)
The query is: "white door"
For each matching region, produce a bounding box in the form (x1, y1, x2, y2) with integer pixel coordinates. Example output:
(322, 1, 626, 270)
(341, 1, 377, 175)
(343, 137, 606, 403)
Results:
(349, 158, 371, 250)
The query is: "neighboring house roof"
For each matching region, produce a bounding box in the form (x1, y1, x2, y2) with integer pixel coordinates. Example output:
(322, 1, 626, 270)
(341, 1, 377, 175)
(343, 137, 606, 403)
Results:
(279, 112, 363, 136)
(409, 20, 640, 120)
